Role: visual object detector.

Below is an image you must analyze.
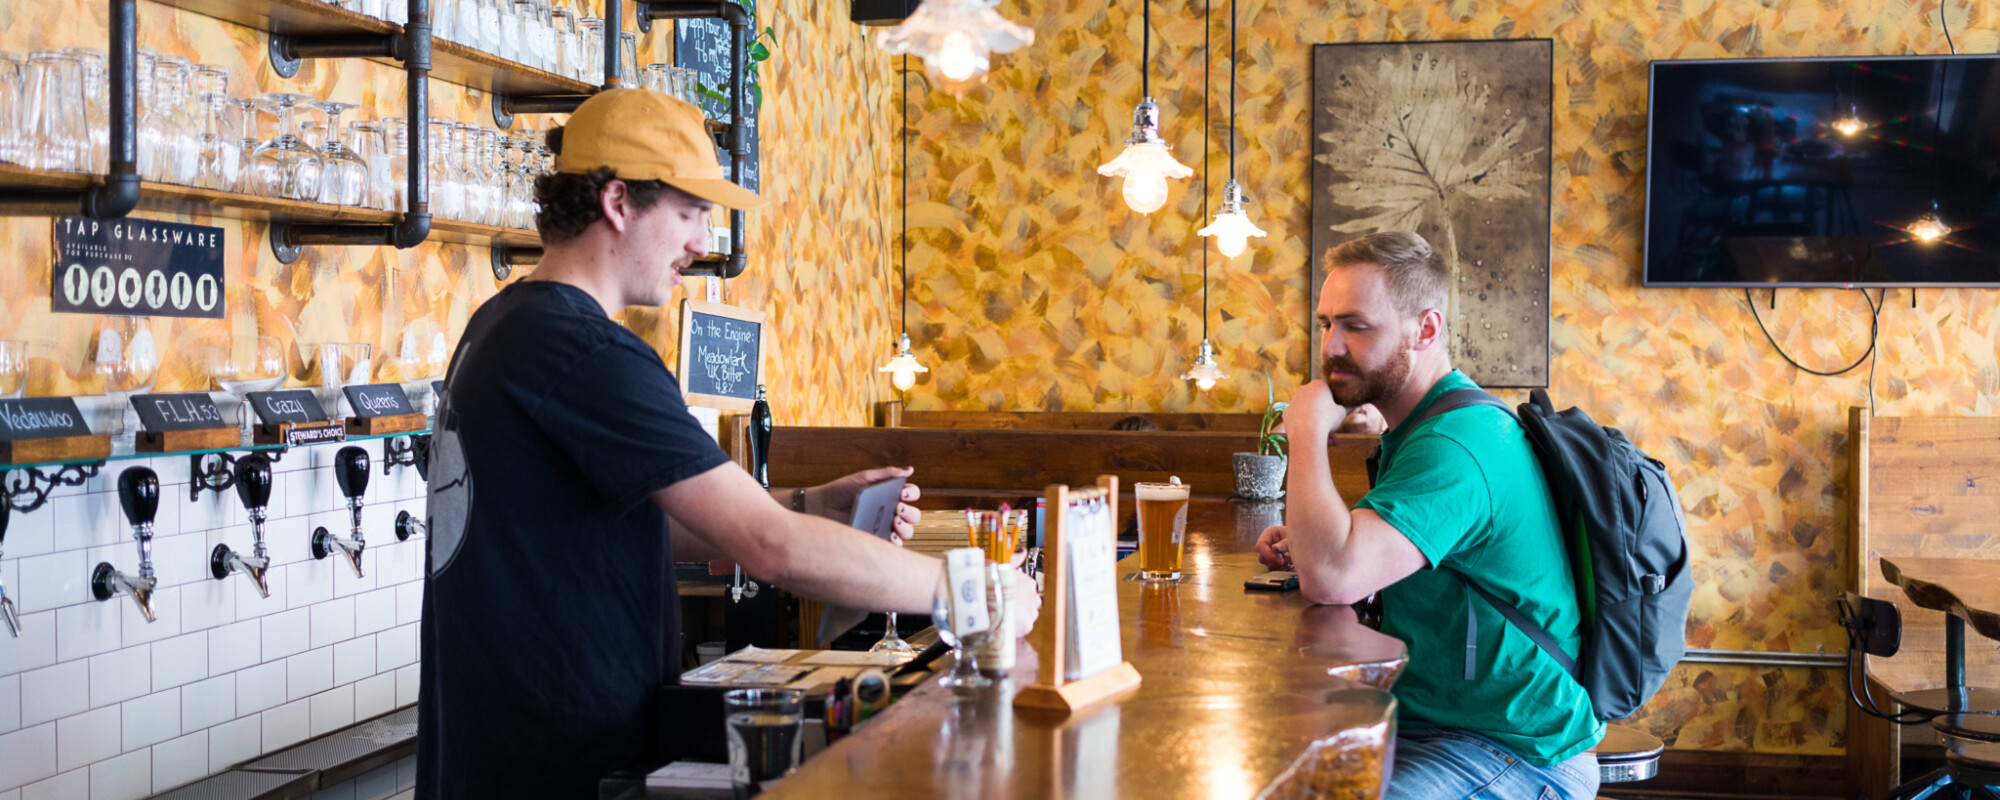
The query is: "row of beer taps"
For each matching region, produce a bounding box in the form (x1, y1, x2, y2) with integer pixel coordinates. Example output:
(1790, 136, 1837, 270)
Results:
(0, 445, 427, 637)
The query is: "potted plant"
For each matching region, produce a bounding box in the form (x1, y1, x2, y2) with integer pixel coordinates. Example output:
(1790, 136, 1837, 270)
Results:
(1234, 372, 1287, 500)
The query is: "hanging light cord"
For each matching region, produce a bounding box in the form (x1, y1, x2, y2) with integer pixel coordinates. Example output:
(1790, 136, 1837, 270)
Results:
(1743, 288, 1883, 377)
(1142, 0, 1151, 99)
(900, 53, 909, 339)
(1201, 0, 1210, 342)
(1940, 1, 1957, 54)
(1229, 0, 1237, 183)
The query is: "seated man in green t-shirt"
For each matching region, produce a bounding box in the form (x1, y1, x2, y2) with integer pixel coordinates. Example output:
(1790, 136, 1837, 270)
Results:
(1256, 231, 1604, 800)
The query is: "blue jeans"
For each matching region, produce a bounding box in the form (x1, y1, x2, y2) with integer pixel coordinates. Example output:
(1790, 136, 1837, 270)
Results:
(1384, 728, 1599, 800)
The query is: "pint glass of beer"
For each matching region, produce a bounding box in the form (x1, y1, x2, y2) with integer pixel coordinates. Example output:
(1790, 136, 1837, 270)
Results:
(1135, 480, 1191, 581)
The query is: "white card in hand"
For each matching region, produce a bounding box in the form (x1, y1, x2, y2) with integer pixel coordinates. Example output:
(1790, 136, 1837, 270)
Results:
(944, 547, 991, 641)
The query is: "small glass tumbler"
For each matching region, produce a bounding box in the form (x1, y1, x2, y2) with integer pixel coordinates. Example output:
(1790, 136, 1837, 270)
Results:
(723, 688, 803, 791)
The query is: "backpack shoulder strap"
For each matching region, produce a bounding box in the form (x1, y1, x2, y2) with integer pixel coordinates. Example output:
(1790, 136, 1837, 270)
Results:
(1460, 576, 1580, 681)
(1366, 387, 1515, 487)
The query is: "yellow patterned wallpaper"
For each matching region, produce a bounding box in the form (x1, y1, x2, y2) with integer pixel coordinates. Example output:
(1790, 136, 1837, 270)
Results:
(892, 0, 2000, 754)
(0, 0, 895, 424)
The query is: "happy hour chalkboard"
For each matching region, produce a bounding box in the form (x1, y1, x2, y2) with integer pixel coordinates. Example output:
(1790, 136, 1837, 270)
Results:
(674, 17, 759, 192)
(677, 300, 766, 412)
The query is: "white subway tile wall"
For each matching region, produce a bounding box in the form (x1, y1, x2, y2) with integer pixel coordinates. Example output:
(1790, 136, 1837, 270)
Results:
(0, 454, 429, 796)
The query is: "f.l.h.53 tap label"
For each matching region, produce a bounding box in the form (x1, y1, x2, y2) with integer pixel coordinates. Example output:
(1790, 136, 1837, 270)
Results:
(53, 217, 225, 319)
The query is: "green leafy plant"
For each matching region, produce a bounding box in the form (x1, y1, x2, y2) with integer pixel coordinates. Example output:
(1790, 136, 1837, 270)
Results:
(694, 0, 775, 117)
(1258, 371, 1289, 457)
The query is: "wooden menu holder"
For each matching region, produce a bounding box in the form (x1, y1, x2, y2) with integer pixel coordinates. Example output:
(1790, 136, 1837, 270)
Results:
(1014, 475, 1142, 715)
(135, 427, 239, 453)
(345, 412, 426, 436)
(0, 434, 111, 465)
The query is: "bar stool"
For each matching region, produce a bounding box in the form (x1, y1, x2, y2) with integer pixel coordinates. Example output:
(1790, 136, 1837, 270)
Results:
(1931, 714, 2000, 798)
(1595, 723, 1664, 787)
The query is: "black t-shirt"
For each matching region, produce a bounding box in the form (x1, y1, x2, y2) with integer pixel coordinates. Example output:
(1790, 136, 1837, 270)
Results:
(416, 281, 732, 799)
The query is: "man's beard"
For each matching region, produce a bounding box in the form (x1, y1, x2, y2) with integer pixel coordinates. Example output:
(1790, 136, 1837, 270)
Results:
(1322, 344, 1412, 409)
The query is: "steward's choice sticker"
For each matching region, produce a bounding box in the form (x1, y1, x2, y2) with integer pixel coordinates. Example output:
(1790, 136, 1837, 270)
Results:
(52, 217, 225, 318)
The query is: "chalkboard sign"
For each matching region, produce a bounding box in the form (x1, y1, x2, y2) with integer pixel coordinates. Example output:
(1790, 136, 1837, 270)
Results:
(248, 389, 328, 426)
(53, 217, 225, 318)
(0, 397, 94, 441)
(343, 384, 416, 418)
(677, 300, 767, 412)
(674, 18, 760, 192)
(132, 393, 227, 432)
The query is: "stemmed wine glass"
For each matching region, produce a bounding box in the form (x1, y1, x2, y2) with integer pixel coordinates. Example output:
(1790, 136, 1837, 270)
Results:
(228, 98, 266, 194)
(309, 101, 368, 206)
(192, 66, 239, 191)
(931, 567, 993, 691)
(869, 523, 920, 659)
(199, 334, 286, 443)
(89, 316, 159, 449)
(390, 322, 450, 416)
(251, 93, 324, 201)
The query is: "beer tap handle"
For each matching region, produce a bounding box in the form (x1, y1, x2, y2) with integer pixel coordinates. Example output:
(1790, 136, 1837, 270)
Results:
(750, 385, 772, 489)
(333, 446, 370, 500)
(118, 467, 159, 528)
(234, 455, 273, 511)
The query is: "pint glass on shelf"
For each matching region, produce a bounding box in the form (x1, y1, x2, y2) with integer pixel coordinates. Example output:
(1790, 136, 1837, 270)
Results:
(1135, 481, 1190, 581)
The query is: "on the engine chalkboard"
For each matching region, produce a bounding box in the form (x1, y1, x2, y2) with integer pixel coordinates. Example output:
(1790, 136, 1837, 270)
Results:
(677, 300, 767, 412)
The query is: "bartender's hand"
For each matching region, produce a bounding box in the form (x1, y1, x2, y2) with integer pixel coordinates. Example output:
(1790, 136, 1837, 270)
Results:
(808, 466, 924, 544)
(1256, 525, 1294, 571)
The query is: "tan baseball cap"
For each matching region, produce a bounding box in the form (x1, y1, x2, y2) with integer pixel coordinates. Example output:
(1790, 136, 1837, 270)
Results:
(553, 88, 767, 210)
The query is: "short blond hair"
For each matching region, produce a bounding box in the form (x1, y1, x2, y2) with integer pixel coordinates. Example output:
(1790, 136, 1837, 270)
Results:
(1323, 232, 1448, 319)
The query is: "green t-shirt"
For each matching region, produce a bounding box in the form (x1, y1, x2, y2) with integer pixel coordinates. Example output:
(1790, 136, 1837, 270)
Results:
(1353, 371, 1603, 765)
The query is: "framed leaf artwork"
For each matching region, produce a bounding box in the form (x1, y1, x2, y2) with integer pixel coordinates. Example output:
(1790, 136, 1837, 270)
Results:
(1310, 39, 1553, 388)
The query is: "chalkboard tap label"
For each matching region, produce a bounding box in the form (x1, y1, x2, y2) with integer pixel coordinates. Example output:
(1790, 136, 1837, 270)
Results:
(343, 384, 416, 419)
(0, 397, 94, 441)
(132, 393, 228, 432)
(248, 389, 330, 426)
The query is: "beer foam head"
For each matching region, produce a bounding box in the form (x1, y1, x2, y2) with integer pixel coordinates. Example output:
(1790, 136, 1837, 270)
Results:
(1135, 481, 1190, 500)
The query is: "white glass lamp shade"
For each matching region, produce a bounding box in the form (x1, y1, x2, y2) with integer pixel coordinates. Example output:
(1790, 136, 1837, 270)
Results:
(1098, 99, 1191, 215)
(1179, 339, 1228, 392)
(1198, 181, 1267, 257)
(876, 0, 1034, 92)
(879, 333, 929, 392)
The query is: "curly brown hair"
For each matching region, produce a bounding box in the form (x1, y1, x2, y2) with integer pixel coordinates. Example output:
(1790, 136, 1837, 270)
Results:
(532, 166, 678, 243)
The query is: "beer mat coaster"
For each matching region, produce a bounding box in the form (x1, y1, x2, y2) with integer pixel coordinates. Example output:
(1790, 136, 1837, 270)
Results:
(646, 761, 733, 790)
(800, 650, 908, 667)
(721, 646, 799, 664)
(1122, 573, 1186, 583)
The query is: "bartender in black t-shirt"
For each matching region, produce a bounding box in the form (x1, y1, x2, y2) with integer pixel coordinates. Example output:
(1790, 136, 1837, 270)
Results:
(415, 90, 1042, 800)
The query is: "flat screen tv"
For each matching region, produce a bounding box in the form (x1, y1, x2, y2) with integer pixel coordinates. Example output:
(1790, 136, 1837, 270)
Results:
(1644, 54, 2000, 287)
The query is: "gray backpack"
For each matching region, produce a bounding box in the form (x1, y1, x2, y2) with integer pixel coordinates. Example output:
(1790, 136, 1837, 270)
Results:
(1369, 388, 1692, 721)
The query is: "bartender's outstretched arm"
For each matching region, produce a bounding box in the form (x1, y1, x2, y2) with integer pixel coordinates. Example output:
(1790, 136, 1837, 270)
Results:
(655, 462, 947, 617)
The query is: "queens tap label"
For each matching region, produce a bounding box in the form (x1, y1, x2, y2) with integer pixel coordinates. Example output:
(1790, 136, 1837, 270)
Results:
(344, 384, 415, 418)
(52, 217, 225, 319)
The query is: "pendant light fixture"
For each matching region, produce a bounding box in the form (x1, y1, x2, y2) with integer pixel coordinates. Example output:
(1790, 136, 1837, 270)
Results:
(1196, 0, 1265, 258)
(1831, 102, 1865, 137)
(1905, 64, 1951, 244)
(876, 0, 1034, 94)
(1180, 0, 1226, 393)
(881, 55, 929, 393)
(1097, 0, 1192, 215)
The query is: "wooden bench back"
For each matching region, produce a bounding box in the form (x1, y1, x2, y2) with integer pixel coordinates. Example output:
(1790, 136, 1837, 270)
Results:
(1848, 407, 2000, 693)
(898, 411, 1265, 432)
(766, 427, 1377, 501)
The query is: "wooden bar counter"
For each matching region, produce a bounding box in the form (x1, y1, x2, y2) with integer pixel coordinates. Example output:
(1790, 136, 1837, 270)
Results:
(760, 499, 1409, 799)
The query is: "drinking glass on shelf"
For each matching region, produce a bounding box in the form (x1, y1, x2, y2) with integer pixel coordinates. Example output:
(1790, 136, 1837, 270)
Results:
(495, 0, 519, 62)
(251, 93, 324, 200)
(426, 117, 463, 220)
(90, 316, 159, 446)
(617, 31, 637, 87)
(315, 342, 372, 418)
(0, 340, 28, 399)
(199, 334, 286, 440)
(228, 98, 267, 194)
(0, 52, 23, 165)
(192, 66, 239, 191)
(347, 120, 388, 210)
(549, 8, 578, 81)
(308, 101, 368, 206)
(479, 0, 503, 56)
(390, 322, 449, 416)
(21, 51, 86, 172)
(577, 17, 603, 85)
(641, 63, 668, 93)
(930, 567, 992, 691)
(156, 58, 200, 184)
(457, 123, 491, 224)
(62, 48, 109, 174)
(381, 116, 409, 212)
(531, 0, 556, 73)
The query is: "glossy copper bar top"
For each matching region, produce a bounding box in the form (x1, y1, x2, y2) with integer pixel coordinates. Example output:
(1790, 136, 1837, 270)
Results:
(762, 499, 1409, 799)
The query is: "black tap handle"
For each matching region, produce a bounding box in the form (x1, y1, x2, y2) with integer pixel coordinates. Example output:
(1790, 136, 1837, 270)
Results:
(0, 478, 9, 545)
(118, 467, 159, 527)
(234, 456, 273, 510)
(750, 385, 771, 488)
(334, 446, 370, 499)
